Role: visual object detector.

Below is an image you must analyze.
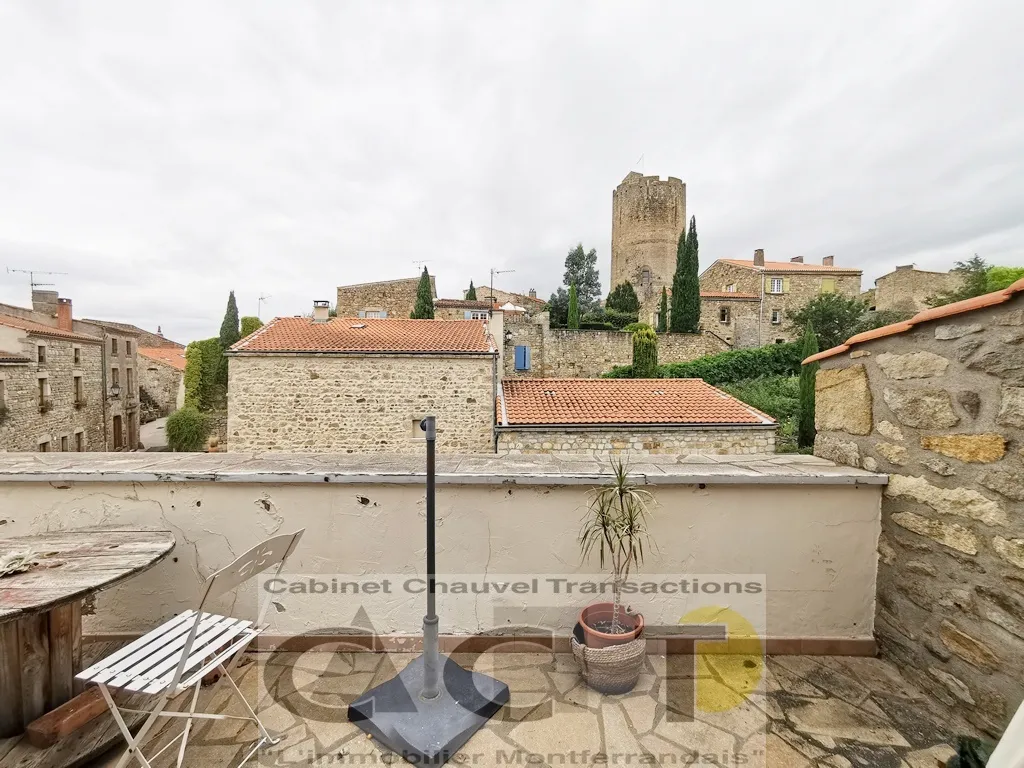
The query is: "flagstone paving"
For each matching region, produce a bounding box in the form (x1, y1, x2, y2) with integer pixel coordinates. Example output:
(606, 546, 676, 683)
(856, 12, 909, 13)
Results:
(87, 652, 960, 767)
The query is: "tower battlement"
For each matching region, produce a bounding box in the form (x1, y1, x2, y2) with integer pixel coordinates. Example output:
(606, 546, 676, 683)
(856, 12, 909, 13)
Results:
(610, 171, 687, 296)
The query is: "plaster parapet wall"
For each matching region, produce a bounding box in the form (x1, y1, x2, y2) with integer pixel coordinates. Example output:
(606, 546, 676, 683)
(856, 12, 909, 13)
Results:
(496, 426, 776, 456)
(0, 453, 883, 645)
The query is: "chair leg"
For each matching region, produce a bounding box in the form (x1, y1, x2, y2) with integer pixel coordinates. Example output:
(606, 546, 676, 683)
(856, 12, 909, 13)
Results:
(219, 662, 279, 746)
(99, 683, 164, 768)
(175, 680, 203, 768)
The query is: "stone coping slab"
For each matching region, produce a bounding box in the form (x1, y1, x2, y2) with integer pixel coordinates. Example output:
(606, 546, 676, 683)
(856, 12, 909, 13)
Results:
(0, 452, 887, 487)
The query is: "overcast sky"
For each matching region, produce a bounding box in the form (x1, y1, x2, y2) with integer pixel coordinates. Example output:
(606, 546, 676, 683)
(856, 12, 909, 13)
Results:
(0, 2, 1021, 342)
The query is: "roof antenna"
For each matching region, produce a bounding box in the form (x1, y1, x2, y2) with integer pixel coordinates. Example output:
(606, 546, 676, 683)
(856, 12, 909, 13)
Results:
(6, 267, 68, 291)
(257, 293, 272, 319)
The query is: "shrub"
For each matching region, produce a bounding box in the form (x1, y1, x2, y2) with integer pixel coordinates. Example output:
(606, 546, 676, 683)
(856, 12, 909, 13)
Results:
(622, 322, 653, 334)
(184, 338, 225, 411)
(581, 307, 637, 329)
(605, 341, 803, 383)
(166, 407, 211, 452)
(240, 316, 263, 338)
(720, 375, 805, 454)
(632, 327, 659, 378)
(606, 282, 640, 314)
(579, 321, 617, 331)
(798, 324, 819, 449)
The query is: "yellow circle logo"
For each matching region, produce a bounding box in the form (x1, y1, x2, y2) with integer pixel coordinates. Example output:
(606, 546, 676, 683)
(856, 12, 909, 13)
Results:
(679, 606, 764, 713)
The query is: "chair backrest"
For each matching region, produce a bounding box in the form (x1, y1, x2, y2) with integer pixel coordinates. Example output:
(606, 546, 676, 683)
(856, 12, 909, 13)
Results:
(200, 529, 304, 605)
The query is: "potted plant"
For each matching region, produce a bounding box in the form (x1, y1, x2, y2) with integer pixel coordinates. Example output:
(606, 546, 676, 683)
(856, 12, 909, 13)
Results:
(573, 457, 655, 693)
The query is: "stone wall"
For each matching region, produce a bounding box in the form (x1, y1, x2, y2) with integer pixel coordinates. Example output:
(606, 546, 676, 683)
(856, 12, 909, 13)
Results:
(874, 266, 963, 314)
(139, 359, 182, 420)
(0, 334, 104, 451)
(699, 296, 761, 347)
(611, 173, 686, 292)
(812, 297, 1024, 736)
(497, 426, 776, 456)
(503, 313, 728, 378)
(228, 353, 495, 453)
(336, 276, 436, 319)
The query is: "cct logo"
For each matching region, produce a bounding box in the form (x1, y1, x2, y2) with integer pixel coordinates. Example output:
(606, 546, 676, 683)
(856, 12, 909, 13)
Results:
(669, 607, 765, 720)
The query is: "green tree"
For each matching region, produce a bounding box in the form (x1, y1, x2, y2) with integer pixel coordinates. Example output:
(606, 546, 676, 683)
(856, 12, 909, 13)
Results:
(545, 287, 570, 327)
(632, 327, 659, 378)
(657, 287, 668, 333)
(218, 291, 240, 349)
(926, 255, 989, 307)
(788, 293, 870, 350)
(563, 244, 601, 310)
(798, 323, 819, 449)
(166, 407, 211, 452)
(986, 265, 1024, 292)
(465, 281, 477, 300)
(567, 284, 580, 329)
(410, 267, 434, 319)
(606, 282, 640, 314)
(240, 316, 263, 338)
(670, 217, 700, 332)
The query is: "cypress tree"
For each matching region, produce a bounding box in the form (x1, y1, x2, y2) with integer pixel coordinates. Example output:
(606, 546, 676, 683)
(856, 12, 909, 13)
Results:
(798, 322, 819, 449)
(567, 284, 580, 329)
(669, 230, 687, 332)
(466, 281, 477, 300)
(411, 267, 434, 319)
(657, 287, 669, 333)
(632, 327, 659, 378)
(672, 216, 701, 333)
(219, 291, 240, 349)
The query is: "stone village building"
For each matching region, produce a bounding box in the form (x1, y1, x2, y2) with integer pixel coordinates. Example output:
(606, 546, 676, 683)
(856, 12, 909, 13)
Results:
(335, 275, 437, 319)
(806, 277, 1024, 737)
(870, 264, 964, 315)
(138, 345, 186, 421)
(496, 377, 776, 456)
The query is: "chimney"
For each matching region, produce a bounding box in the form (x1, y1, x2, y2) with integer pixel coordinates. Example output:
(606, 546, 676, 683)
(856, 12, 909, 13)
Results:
(31, 289, 59, 317)
(312, 300, 331, 323)
(56, 297, 73, 331)
(528, 288, 537, 299)
(896, 264, 914, 271)
(157, 325, 163, 336)
(753, 249, 765, 267)
(822, 255, 835, 267)
(790, 256, 803, 264)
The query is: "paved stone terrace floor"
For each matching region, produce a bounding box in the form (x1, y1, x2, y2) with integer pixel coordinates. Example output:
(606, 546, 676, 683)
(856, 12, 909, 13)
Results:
(87, 652, 961, 768)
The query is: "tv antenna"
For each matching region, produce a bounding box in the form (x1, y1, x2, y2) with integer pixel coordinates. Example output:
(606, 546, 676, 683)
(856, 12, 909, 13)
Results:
(412, 260, 432, 273)
(489, 267, 515, 307)
(6, 267, 67, 290)
(257, 293, 272, 319)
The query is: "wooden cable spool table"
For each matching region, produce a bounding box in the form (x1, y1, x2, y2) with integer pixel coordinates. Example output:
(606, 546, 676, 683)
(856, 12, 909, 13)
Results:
(0, 528, 175, 738)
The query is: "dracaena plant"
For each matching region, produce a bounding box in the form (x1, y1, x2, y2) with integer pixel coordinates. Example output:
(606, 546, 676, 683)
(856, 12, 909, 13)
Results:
(579, 457, 655, 633)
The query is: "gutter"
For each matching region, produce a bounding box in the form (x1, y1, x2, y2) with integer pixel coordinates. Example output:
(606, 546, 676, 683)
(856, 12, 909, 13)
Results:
(494, 422, 778, 432)
(226, 350, 497, 358)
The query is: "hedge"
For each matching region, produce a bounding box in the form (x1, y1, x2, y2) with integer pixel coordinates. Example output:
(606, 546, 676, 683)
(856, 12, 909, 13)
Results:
(166, 407, 211, 452)
(604, 341, 803, 384)
(183, 337, 225, 412)
(240, 316, 263, 338)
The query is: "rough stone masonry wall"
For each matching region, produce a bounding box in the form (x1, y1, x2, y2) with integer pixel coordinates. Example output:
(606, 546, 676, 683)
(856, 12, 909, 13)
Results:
(874, 268, 964, 314)
(610, 174, 686, 291)
(0, 338, 104, 451)
(699, 298, 760, 347)
(335, 277, 435, 319)
(228, 353, 495, 453)
(813, 297, 1024, 736)
(497, 426, 775, 457)
(139, 359, 181, 420)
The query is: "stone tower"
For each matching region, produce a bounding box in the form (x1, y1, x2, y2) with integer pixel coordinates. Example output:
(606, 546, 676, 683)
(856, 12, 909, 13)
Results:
(610, 172, 686, 299)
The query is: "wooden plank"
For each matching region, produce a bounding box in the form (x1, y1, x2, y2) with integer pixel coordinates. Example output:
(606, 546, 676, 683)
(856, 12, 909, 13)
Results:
(24, 688, 106, 749)
(48, 604, 77, 705)
(19, 613, 51, 726)
(0, 621, 23, 737)
(70, 603, 82, 697)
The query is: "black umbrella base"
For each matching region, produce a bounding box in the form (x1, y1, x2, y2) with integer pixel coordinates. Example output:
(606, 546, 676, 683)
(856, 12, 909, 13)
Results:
(348, 653, 510, 766)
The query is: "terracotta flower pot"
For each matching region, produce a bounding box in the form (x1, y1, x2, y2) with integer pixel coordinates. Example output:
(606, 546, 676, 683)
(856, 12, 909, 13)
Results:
(579, 602, 644, 649)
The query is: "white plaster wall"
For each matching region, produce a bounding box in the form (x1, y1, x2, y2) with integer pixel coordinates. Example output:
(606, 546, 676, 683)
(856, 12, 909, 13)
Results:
(0, 480, 880, 641)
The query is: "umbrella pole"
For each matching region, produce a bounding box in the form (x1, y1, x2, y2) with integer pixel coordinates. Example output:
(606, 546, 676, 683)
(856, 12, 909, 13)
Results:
(421, 415, 439, 699)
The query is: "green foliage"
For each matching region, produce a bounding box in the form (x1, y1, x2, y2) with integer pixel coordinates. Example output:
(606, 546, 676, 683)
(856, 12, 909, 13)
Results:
(183, 342, 203, 409)
(986, 265, 1024, 292)
(606, 282, 640, 314)
(184, 338, 224, 411)
(240, 316, 263, 338)
(219, 291, 240, 349)
(631, 327, 658, 378)
(798, 323, 819, 449)
(563, 244, 601, 310)
(411, 267, 435, 319)
(926, 255, 989, 307)
(581, 307, 637, 329)
(465, 280, 477, 300)
(720, 376, 803, 453)
(567, 284, 580, 329)
(605, 341, 803, 383)
(545, 287, 569, 328)
(579, 321, 617, 331)
(787, 293, 870, 350)
(657, 287, 668, 333)
(166, 407, 211, 452)
(670, 217, 700, 332)
(622, 322, 653, 334)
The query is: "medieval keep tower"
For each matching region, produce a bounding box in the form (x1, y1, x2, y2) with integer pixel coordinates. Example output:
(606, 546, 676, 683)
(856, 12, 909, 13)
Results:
(610, 172, 686, 300)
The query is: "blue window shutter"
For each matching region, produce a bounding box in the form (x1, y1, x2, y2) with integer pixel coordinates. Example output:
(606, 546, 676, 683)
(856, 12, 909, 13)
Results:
(381, 310, 387, 318)
(464, 310, 473, 320)
(357, 310, 365, 318)
(514, 345, 526, 370)
(525, 346, 531, 370)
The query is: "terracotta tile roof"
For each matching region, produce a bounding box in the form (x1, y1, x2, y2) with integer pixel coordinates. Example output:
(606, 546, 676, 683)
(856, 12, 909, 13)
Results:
(230, 316, 494, 354)
(700, 291, 760, 300)
(720, 259, 861, 274)
(499, 378, 775, 426)
(139, 346, 186, 371)
(0, 355, 30, 364)
(804, 277, 1024, 364)
(0, 314, 100, 343)
(434, 299, 495, 310)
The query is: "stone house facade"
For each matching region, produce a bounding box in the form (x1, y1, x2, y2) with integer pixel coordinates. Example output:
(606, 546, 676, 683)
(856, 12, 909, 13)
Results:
(698, 292, 762, 347)
(467, 285, 545, 311)
(807, 279, 1024, 736)
(496, 378, 776, 456)
(228, 315, 496, 453)
(0, 313, 103, 452)
(433, 299, 493, 322)
(872, 265, 963, 314)
(76, 319, 141, 451)
(138, 346, 186, 421)
(503, 311, 727, 379)
(700, 250, 863, 346)
(336, 276, 437, 319)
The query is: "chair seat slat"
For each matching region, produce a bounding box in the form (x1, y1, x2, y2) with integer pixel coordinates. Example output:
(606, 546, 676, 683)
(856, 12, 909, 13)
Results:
(169, 627, 263, 694)
(77, 610, 196, 679)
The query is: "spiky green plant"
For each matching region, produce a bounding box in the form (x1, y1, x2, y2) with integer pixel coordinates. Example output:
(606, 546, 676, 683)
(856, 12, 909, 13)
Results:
(579, 458, 655, 633)
(631, 326, 659, 378)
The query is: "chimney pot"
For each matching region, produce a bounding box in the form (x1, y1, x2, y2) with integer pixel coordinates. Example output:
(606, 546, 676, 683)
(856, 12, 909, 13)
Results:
(312, 300, 331, 322)
(753, 249, 765, 267)
(790, 256, 804, 263)
(822, 255, 835, 267)
(56, 297, 73, 331)
(895, 264, 914, 271)
(528, 288, 537, 299)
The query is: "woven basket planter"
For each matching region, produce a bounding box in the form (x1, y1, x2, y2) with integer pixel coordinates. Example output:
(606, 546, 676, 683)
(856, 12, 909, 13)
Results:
(571, 632, 646, 695)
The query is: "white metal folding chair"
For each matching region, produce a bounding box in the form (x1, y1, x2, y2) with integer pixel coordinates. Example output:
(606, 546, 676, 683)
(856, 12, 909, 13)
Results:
(77, 529, 305, 768)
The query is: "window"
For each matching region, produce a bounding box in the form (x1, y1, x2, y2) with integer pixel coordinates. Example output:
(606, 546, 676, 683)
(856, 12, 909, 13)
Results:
(75, 431, 84, 451)
(37, 345, 46, 363)
(60, 436, 68, 452)
(820, 278, 836, 294)
(38, 377, 47, 407)
(113, 415, 123, 450)
(769, 278, 784, 294)
(719, 307, 730, 323)
(38, 440, 50, 452)
(640, 267, 652, 288)
(0, 378, 5, 407)
(74, 375, 83, 405)
(111, 367, 120, 387)
(359, 309, 387, 319)
(726, 284, 737, 293)
(126, 368, 134, 395)
(464, 310, 488, 321)
(514, 345, 531, 371)
(73, 346, 81, 365)
(110, 338, 118, 355)
(771, 310, 782, 324)
(125, 340, 132, 356)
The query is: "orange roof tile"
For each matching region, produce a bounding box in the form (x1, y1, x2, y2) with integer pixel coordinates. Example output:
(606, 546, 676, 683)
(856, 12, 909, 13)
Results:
(0, 314, 100, 343)
(499, 378, 775, 426)
(434, 299, 495, 310)
(804, 277, 1024, 364)
(700, 291, 760, 300)
(230, 316, 494, 354)
(139, 346, 186, 371)
(721, 259, 861, 274)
